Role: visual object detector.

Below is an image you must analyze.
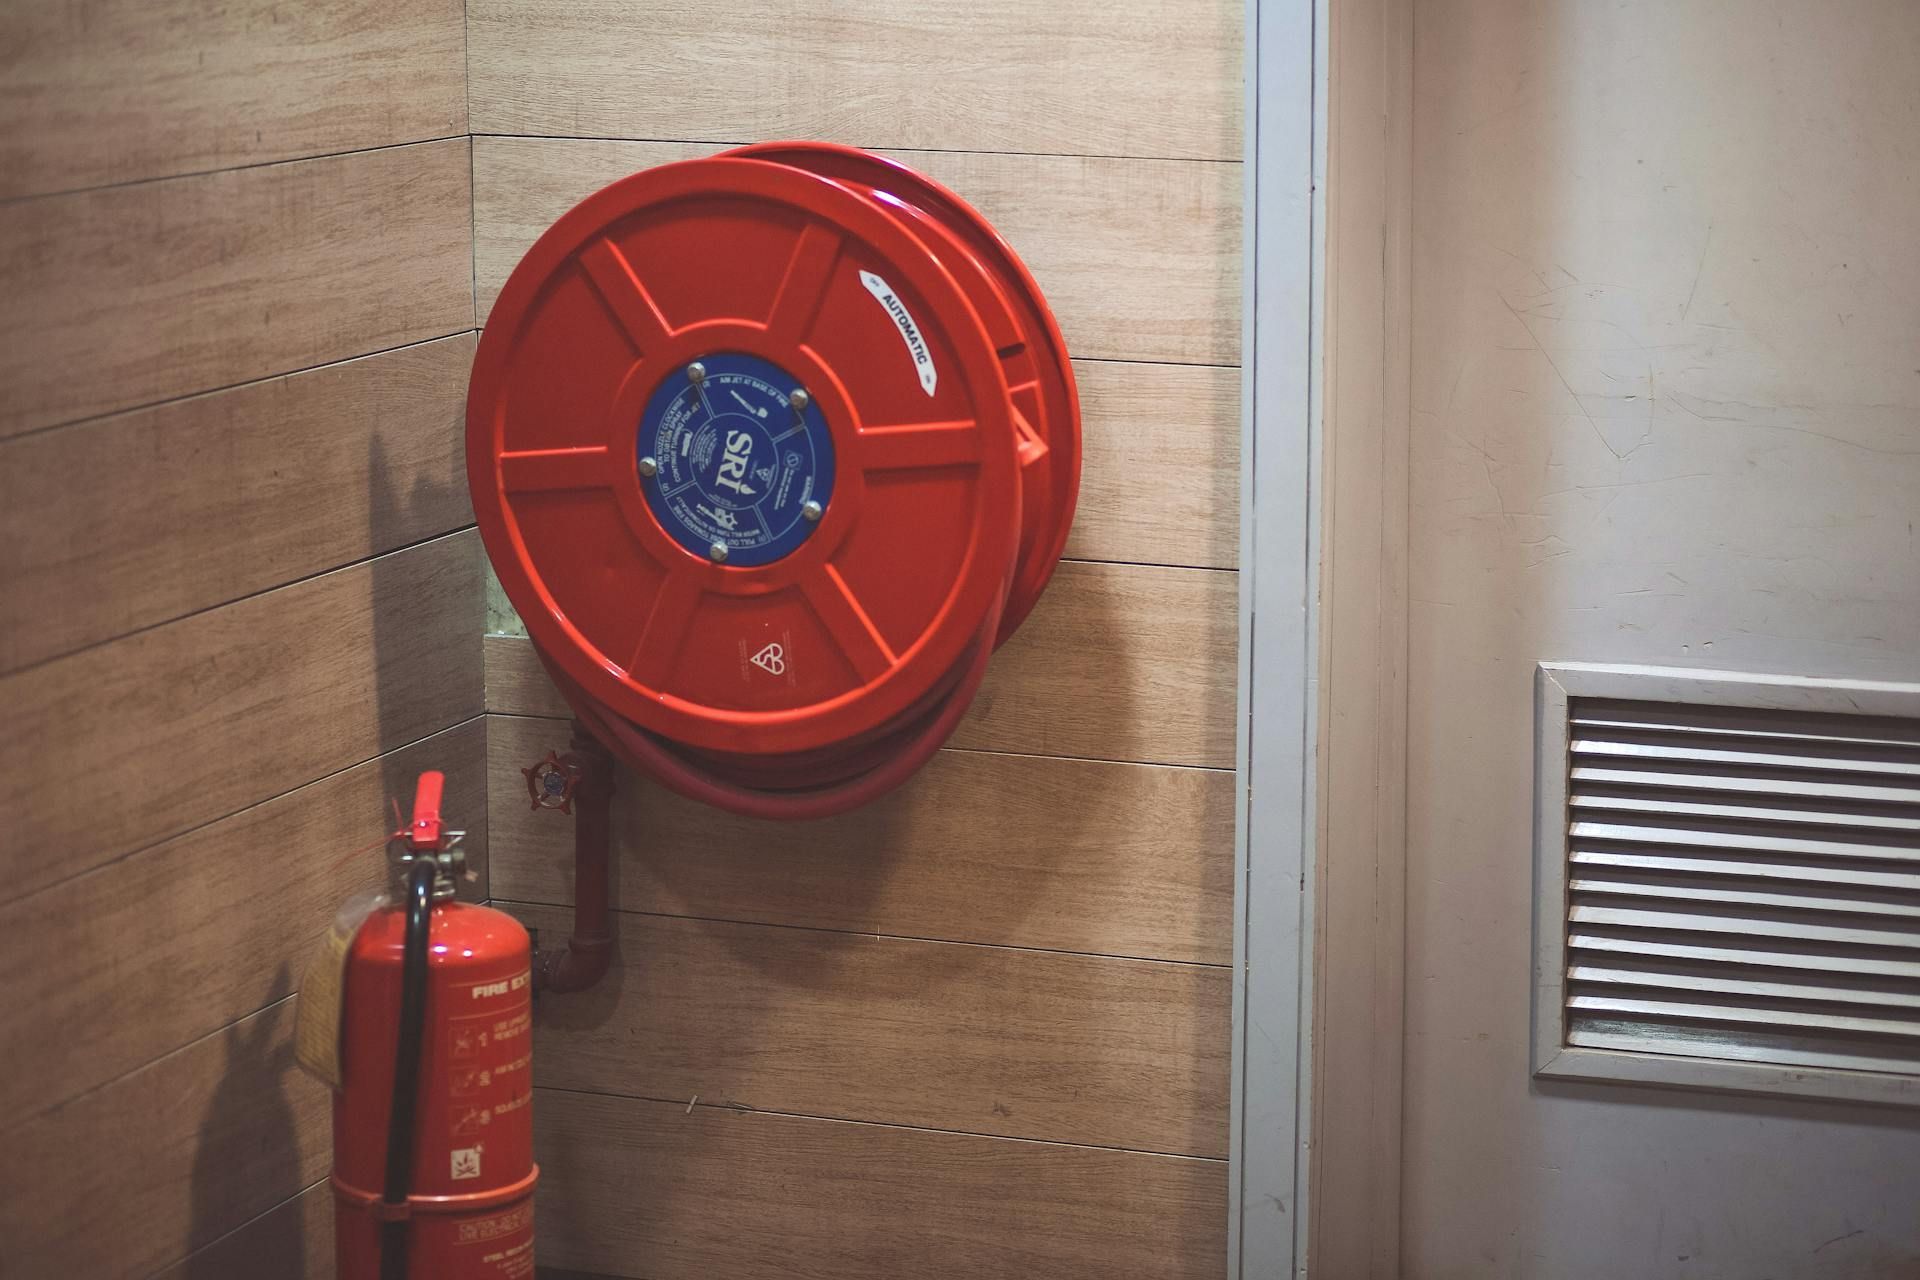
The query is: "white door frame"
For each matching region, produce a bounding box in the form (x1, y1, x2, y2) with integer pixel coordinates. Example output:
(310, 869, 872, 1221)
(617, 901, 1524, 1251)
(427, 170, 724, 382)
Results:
(1230, 1, 1328, 1275)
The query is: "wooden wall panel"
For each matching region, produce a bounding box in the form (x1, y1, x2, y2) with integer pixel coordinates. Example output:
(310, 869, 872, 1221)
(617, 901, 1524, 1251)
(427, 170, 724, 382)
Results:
(1069, 359, 1241, 570)
(900, 148, 1241, 367)
(488, 714, 1233, 963)
(467, 0, 1239, 162)
(485, 560, 1236, 768)
(152, 1180, 334, 1280)
(0, 0, 466, 200)
(0, 719, 487, 1130)
(471, 137, 705, 307)
(0, 333, 476, 672)
(0, 138, 474, 438)
(953, 560, 1238, 767)
(536, 1089, 1228, 1280)
(1, 9, 483, 1273)
(0, 531, 483, 900)
(0, 998, 330, 1280)
(466, 6, 1242, 1273)
(486, 633, 571, 718)
(509, 903, 1229, 1156)
(471, 136, 1239, 365)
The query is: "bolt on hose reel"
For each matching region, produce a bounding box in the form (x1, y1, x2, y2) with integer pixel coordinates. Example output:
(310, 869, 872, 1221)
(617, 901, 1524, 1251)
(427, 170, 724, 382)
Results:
(468, 143, 1080, 818)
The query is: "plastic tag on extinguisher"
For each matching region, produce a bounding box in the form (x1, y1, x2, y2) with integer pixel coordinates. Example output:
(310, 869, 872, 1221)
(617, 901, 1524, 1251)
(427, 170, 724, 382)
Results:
(294, 889, 387, 1090)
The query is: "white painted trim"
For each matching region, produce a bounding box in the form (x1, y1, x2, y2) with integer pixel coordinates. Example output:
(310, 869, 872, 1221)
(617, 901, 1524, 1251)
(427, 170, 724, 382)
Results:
(1231, 0, 1327, 1275)
(1532, 660, 1920, 1110)
(1301, 0, 1413, 1271)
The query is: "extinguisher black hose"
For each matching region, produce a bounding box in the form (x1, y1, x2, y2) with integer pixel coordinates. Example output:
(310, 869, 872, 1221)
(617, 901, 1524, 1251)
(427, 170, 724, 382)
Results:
(380, 858, 437, 1280)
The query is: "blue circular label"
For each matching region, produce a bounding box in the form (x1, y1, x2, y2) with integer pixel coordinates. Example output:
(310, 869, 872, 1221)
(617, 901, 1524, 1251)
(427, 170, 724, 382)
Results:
(637, 352, 834, 566)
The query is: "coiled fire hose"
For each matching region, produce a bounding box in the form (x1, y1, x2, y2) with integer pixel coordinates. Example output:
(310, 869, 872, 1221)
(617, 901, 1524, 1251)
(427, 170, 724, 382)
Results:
(468, 143, 1079, 818)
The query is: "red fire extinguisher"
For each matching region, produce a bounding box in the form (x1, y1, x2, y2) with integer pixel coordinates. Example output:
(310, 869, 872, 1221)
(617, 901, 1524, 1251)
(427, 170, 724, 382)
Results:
(321, 772, 539, 1279)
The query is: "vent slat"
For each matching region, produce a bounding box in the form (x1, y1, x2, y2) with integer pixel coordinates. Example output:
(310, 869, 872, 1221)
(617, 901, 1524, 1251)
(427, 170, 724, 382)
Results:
(1570, 713, 1920, 751)
(1569, 1024, 1920, 1077)
(1567, 995, 1920, 1040)
(1570, 878, 1920, 921)
(1569, 932, 1920, 980)
(1569, 766, 1920, 807)
(1569, 737, 1920, 778)
(1571, 850, 1920, 894)
(1570, 821, 1919, 864)
(1570, 905, 1920, 951)
(1569, 792, 1920, 833)
(1568, 965, 1920, 1011)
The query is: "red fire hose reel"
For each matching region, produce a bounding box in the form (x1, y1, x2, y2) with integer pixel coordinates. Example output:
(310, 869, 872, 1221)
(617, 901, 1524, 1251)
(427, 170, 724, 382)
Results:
(468, 143, 1080, 818)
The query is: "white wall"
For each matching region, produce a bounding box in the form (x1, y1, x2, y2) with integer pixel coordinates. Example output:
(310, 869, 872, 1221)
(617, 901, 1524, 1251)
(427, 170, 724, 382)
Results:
(1404, 2, 1920, 1275)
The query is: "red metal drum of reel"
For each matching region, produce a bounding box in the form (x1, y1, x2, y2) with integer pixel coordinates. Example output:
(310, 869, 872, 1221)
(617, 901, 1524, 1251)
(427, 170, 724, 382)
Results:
(467, 145, 1078, 817)
(724, 142, 1082, 641)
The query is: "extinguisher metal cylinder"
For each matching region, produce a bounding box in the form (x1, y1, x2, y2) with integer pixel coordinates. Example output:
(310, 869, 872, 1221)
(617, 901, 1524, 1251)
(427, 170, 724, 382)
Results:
(334, 898, 538, 1279)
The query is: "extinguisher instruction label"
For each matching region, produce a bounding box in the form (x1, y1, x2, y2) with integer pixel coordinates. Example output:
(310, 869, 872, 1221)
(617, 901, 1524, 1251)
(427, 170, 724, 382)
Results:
(445, 968, 533, 1187)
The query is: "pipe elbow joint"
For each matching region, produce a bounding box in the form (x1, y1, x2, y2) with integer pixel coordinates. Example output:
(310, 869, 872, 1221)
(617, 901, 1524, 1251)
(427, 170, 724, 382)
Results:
(533, 932, 613, 994)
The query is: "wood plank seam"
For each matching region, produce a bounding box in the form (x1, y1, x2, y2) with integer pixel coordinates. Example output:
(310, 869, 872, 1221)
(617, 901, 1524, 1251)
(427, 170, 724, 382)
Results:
(1, 0, 466, 200)
(0, 988, 295, 1127)
(144, 1175, 329, 1280)
(0, 717, 489, 1128)
(0, 992, 330, 1278)
(9, 705, 486, 910)
(1072, 354, 1241, 371)
(465, 0, 1240, 161)
(484, 556, 1238, 768)
(0, 328, 482, 450)
(470, 137, 1240, 366)
(3, 138, 476, 436)
(485, 713, 1232, 964)
(505, 897, 1231, 971)
(3, 523, 479, 680)
(535, 1085, 1229, 1166)
(532, 1086, 1228, 1279)
(501, 898, 1228, 1155)
(0, 132, 474, 211)
(0, 527, 484, 895)
(1, 331, 480, 671)
(468, 130, 1245, 171)
(490, 709, 1238, 776)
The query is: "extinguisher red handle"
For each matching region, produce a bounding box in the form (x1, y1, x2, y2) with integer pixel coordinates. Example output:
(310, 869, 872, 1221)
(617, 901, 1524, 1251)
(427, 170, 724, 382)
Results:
(407, 771, 446, 852)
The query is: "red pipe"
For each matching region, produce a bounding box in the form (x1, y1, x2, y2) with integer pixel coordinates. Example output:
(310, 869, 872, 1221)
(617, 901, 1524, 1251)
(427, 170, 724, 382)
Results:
(532, 723, 614, 994)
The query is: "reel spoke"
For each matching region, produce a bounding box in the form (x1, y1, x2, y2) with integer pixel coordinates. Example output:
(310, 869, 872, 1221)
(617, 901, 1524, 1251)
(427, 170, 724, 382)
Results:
(624, 563, 705, 686)
(803, 564, 898, 682)
(499, 445, 614, 493)
(765, 223, 844, 342)
(856, 419, 981, 471)
(581, 238, 674, 355)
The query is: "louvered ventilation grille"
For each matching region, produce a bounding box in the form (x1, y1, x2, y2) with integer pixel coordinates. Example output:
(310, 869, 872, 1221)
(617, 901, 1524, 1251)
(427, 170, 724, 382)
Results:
(1560, 697, 1920, 1077)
